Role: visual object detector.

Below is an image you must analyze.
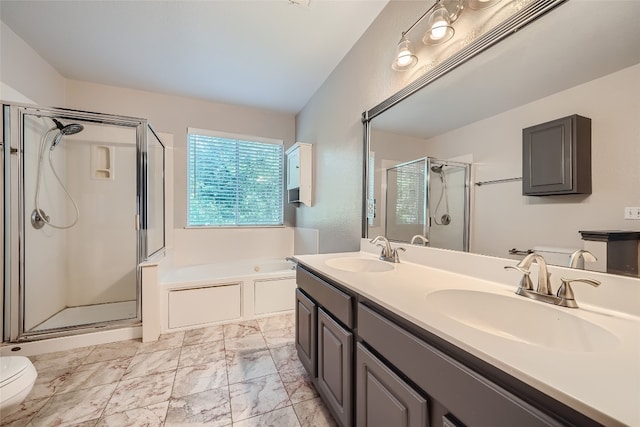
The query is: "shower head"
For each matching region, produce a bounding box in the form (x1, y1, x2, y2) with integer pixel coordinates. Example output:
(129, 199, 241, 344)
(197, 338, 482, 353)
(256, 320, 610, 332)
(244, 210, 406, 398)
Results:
(50, 119, 84, 150)
(60, 123, 84, 135)
(431, 164, 444, 173)
(52, 118, 84, 136)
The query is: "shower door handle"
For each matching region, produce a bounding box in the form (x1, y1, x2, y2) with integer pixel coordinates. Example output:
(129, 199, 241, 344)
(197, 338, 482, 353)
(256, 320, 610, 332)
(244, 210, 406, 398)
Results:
(135, 214, 140, 230)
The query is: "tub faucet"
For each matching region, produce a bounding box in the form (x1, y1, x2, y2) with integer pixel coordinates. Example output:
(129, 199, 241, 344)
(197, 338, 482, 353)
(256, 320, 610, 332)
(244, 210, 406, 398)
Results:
(285, 257, 297, 270)
(410, 235, 429, 246)
(370, 236, 403, 263)
(569, 249, 597, 269)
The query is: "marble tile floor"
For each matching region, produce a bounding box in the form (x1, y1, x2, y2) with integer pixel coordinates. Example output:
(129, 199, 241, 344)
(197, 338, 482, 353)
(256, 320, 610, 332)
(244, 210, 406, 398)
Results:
(1, 313, 337, 427)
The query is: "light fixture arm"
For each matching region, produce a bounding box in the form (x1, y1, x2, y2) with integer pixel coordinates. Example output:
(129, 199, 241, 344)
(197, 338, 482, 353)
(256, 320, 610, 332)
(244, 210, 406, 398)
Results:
(399, 2, 438, 39)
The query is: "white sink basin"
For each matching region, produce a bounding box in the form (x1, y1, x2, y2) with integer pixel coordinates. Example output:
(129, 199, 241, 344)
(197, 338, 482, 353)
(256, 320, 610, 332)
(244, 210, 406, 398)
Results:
(425, 289, 620, 352)
(325, 257, 394, 273)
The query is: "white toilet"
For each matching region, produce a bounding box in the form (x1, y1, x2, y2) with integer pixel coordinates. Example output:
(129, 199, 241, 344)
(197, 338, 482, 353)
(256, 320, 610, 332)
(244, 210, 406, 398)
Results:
(0, 356, 38, 414)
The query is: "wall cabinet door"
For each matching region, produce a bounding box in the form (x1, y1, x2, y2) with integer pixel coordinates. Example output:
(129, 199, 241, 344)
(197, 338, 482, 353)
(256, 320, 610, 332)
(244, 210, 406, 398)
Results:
(318, 308, 353, 427)
(287, 147, 300, 190)
(295, 288, 317, 377)
(356, 343, 428, 427)
(522, 114, 591, 195)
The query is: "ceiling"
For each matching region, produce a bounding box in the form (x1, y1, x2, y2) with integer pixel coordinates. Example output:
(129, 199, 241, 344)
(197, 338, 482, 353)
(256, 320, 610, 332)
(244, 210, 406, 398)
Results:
(0, 0, 389, 113)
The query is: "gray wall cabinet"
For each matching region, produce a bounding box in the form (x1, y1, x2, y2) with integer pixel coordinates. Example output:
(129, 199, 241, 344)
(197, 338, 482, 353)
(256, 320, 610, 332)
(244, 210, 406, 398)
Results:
(522, 114, 591, 195)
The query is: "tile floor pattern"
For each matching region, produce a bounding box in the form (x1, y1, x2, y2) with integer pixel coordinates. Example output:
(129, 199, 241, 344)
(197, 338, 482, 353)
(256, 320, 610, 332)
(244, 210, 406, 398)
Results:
(1, 313, 338, 427)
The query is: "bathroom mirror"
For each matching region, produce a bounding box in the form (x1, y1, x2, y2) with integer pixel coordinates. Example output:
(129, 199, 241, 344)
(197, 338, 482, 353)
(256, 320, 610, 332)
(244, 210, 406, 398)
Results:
(363, 0, 640, 275)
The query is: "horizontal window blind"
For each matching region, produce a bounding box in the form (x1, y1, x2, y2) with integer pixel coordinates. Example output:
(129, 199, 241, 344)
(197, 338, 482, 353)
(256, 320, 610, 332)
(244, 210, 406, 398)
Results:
(393, 162, 425, 225)
(188, 132, 284, 226)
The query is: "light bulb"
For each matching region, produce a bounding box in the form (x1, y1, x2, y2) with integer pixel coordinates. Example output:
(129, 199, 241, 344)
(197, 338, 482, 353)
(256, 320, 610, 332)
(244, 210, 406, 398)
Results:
(397, 51, 412, 66)
(430, 19, 448, 40)
(423, 2, 454, 45)
(392, 36, 417, 71)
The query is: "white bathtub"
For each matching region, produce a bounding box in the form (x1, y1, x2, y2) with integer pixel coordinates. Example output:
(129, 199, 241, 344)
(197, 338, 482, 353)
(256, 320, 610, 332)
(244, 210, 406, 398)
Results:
(157, 258, 297, 331)
(160, 258, 296, 287)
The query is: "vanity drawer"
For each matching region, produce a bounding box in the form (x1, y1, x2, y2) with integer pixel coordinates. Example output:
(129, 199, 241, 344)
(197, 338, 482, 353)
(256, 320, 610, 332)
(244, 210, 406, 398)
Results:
(358, 303, 562, 427)
(297, 266, 353, 328)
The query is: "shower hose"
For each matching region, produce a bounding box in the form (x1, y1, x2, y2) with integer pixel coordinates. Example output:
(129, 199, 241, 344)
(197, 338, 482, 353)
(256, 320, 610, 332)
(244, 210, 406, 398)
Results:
(33, 127, 80, 229)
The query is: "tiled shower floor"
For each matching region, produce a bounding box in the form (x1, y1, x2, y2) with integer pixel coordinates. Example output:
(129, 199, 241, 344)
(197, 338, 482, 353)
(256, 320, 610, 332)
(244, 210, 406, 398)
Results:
(2, 313, 337, 427)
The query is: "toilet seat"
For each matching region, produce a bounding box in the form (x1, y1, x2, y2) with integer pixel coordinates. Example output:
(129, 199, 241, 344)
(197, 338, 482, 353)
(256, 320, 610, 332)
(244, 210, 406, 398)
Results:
(0, 356, 38, 414)
(1, 356, 31, 386)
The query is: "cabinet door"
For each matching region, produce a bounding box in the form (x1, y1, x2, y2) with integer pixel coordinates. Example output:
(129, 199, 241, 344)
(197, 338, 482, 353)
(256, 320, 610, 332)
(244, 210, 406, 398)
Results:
(295, 289, 317, 377)
(287, 147, 300, 190)
(318, 308, 353, 427)
(356, 343, 428, 427)
(522, 114, 591, 195)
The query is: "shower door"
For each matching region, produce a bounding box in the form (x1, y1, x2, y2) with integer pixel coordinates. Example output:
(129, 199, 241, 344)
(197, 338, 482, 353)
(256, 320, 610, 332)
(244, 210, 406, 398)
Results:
(384, 157, 470, 251)
(3, 105, 160, 341)
(426, 159, 470, 252)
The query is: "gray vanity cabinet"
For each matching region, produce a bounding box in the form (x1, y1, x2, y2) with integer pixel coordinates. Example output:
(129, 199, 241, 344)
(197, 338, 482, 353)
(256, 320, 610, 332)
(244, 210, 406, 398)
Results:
(318, 308, 353, 427)
(296, 264, 602, 427)
(295, 289, 317, 376)
(356, 342, 428, 427)
(358, 303, 566, 427)
(295, 266, 355, 427)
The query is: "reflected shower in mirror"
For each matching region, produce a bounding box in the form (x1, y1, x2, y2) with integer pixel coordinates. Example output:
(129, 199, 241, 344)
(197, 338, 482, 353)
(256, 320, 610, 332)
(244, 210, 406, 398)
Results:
(375, 156, 470, 251)
(363, 1, 640, 276)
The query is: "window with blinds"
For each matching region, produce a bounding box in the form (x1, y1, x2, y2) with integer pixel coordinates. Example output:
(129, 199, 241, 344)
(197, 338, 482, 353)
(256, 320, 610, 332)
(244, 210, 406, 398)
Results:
(187, 129, 284, 227)
(392, 161, 426, 225)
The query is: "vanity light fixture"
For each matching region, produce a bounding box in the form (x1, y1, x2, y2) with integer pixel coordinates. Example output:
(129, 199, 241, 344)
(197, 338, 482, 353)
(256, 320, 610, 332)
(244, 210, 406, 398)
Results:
(392, 0, 464, 71)
(392, 36, 419, 71)
(423, 1, 456, 45)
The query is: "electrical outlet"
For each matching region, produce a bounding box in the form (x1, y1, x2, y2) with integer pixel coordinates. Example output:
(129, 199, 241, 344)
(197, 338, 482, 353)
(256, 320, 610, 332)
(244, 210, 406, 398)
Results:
(624, 207, 640, 220)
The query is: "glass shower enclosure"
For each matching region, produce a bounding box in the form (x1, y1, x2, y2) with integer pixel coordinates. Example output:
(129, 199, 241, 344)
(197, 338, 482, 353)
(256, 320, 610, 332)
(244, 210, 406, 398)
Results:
(385, 157, 470, 251)
(2, 104, 165, 342)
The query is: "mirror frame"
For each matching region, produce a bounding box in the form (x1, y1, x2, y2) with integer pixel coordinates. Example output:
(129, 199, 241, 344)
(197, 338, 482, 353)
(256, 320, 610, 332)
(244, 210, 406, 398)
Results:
(361, 0, 566, 238)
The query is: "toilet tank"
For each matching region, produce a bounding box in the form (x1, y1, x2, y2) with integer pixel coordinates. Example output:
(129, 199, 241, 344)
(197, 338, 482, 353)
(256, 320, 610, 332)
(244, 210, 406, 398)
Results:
(531, 246, 580, 267)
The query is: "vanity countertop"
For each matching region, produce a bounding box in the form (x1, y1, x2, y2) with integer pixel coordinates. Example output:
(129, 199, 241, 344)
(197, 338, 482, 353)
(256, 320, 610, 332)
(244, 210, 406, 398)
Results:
(294, 250, 640, 427)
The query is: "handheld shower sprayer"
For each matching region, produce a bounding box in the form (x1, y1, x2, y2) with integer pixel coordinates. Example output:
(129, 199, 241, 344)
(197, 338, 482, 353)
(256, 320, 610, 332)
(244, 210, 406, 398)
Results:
(430, 162, 451, 226)
(50, 118, 84, 151)
(31, 117, 84, 229)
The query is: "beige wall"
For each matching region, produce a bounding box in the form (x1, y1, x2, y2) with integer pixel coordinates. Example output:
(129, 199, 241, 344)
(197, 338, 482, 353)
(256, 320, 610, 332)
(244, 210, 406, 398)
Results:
(426, 64, 640, 258)
(0, 22, 296, 229)
(296, 1, 640, 255)
(295, 1, 426, 253)
(370, 64, 640, 259)
(65, 80, 297, 228)
(0, 22, 66, 106)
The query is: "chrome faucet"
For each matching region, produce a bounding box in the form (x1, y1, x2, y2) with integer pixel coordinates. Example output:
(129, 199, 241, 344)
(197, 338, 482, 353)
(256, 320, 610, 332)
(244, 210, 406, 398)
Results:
(569, 249, 597, 269)
(504, 253, 601, 308)
(410, 235, 429, 246)
(370, 236, 404, 263)
(517, 253, 552, 295)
